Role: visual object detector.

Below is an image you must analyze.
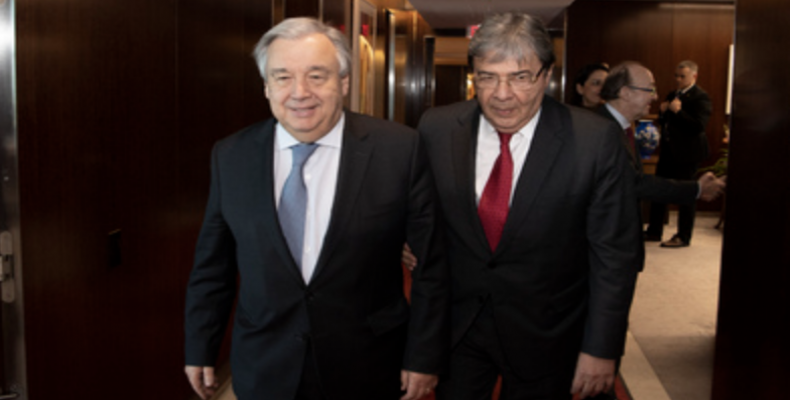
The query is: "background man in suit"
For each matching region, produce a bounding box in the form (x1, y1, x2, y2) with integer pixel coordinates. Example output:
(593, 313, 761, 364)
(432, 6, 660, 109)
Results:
(594, 62, 725, 397)
(414, 12, 640, 400)
(184, 17, 448, 400)
(598, 61, 725, 267)
(645, 60, 713, 248)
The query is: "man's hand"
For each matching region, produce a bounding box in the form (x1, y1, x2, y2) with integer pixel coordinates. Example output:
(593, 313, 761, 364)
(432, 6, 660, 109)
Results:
(660, 101, 669, 113)
(400, 370, 438, 400)
(697, 172, 726, 201)
(402, 243, 418, 271)
(185, 365, 218, 400)
(570, 353, 615, 399)
(669, 98, 682, 113)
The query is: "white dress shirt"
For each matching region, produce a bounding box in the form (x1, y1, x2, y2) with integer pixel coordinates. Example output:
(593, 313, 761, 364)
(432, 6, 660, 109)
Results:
(475, 110, 541, 204)
(274, 115, 344, 283)
(605, 103, 631, 131)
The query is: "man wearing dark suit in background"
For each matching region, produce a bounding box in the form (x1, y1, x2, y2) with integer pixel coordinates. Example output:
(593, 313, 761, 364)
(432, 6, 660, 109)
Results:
(592, 62, 724, 399)
(645, 60, 713, 248)
(598, 61, 725, 267)
(413, 12, 640, 400)
(183, 18, 448, 400)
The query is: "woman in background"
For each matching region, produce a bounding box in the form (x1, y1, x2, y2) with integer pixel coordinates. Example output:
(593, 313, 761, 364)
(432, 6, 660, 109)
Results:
(572, 63, 609, 109)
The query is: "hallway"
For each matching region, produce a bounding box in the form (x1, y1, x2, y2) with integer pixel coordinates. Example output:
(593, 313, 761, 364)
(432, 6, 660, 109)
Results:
(622, 211, 722, 400)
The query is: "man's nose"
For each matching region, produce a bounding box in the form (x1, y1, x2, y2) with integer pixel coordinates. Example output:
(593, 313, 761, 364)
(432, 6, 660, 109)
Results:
(290, 78, 311, 98)
(492, 78, 514, 99)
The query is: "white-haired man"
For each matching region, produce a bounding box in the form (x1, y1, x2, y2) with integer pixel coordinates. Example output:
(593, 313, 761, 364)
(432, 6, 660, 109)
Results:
(184, 17, 448, 400)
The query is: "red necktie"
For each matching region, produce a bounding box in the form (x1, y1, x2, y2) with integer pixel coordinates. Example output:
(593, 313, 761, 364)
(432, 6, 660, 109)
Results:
(478, 132, 513, 251)
(625, 126, 635, 152)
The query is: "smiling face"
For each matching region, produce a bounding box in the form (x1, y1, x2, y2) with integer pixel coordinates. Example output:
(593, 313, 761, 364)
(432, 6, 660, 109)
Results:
(264, 33, 349, 143)
(473, 50, 551, 134)
(577, 69, 608, 108)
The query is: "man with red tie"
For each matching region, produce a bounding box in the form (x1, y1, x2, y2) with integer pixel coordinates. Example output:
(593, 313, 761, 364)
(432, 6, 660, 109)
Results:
(414, 11, 640, 400)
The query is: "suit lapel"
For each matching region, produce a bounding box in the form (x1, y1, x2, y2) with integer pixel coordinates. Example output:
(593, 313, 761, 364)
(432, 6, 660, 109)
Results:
(311, 112, 373, 284)
(254, 120, 307, 286)
(451, 102, 491, 255)
(496, 97, 566, 255)
(600, 106, 640, 170)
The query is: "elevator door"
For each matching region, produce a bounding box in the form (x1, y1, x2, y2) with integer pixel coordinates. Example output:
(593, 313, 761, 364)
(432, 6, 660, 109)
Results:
(1, 0, 26, 398)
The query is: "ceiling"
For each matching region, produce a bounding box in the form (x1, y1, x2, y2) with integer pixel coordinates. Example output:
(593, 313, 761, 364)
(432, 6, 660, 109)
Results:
(407, 0, 575, 30)
(408, 0, 735, 31)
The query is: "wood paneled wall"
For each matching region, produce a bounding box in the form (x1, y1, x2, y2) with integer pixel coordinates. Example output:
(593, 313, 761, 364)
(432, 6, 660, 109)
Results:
(11, 0, 434, 397)
(15, 1, 271, 399)
(712, 0, 790, 397)
(434, 65, 468, 107)
(565, 1, 734, 177)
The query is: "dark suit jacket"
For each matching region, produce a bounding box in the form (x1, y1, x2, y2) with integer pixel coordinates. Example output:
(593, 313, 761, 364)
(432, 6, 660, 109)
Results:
(598, 105, 698, 205)
(657, 85, 712, 166)
(184, 111, 449, 400)
(417, 97, 640, 379)
(597, 105, 698, 270)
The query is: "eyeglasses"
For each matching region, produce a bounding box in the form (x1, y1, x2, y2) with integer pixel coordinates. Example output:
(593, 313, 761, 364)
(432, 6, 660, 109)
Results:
(627, 85, 657, 95)
(475, 66, 546, 90)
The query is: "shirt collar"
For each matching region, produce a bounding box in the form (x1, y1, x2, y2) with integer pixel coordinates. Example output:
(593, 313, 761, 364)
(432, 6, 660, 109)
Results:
(605, 103, 631, 130)
(276, 113, 345, 150)
(679, 84, 695, 95)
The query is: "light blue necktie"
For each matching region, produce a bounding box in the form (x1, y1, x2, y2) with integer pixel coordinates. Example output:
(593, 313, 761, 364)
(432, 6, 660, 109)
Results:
(278, 143, 318, 269)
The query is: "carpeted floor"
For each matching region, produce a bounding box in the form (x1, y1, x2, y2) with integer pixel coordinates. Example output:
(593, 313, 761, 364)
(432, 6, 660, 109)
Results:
(621, 211, 722, 400)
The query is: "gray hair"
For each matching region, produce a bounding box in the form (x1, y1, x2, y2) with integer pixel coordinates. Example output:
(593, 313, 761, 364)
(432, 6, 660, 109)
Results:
(468, 12, 556, 70)
(252, 17, 351, 81)
(677, 60, 699, 73)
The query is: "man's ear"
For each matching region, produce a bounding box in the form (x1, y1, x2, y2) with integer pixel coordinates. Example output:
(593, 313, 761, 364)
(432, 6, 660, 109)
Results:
(618, 86, 630, 101)
(341, 74, 350, 96)
(544, 64, 555, 81)
(264, 80, 270, 99)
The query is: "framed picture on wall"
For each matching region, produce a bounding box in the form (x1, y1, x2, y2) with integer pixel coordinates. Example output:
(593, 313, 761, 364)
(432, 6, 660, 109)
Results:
(351, 0, 376, 115)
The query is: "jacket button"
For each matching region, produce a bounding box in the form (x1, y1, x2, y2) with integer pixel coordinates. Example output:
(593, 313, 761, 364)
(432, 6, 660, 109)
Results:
(293, 333, 309, 342)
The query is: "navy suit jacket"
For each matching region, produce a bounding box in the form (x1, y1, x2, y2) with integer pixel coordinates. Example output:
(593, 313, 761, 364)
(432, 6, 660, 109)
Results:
(185, 111, 449, 400)
(417, 96, 640, 379)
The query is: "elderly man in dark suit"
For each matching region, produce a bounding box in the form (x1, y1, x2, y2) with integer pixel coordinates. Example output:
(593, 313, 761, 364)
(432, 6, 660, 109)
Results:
(598, 61, 725, 267)
(183, 17, 448, 400)
(411, 12, 640, 400)
(645, 60, 713, 248)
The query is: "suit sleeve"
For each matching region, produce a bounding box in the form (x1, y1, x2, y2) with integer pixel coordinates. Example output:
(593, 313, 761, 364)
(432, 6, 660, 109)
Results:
(635, 172, 698, 204)
(402, 132, 450, 374)
(582, 123, 641, 359)
(184, 143, 238, 367)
